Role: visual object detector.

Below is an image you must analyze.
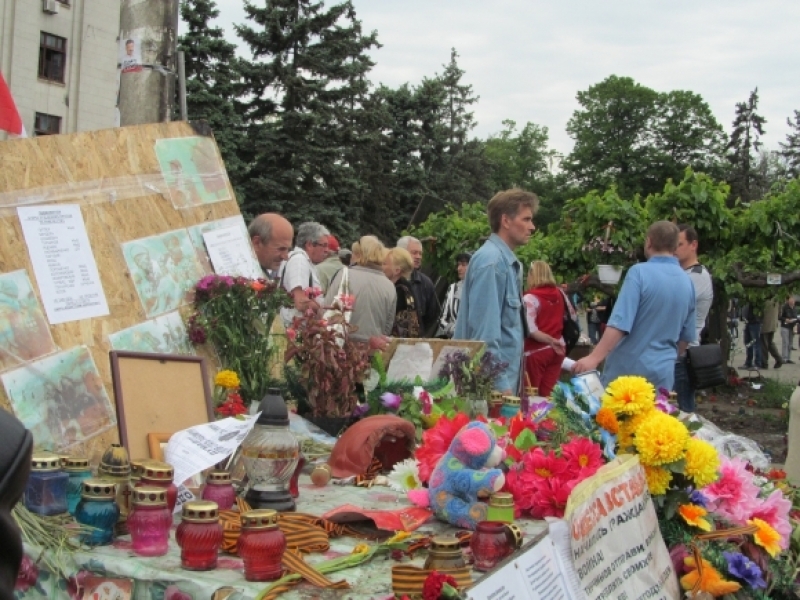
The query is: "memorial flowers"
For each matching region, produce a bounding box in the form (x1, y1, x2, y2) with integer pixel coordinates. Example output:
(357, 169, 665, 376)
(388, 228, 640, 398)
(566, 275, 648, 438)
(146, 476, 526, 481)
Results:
(213, 369, 247, 417)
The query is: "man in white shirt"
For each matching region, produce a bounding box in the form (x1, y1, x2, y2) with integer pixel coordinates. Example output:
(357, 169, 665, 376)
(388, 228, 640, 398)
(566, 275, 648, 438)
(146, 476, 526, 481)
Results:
(278, 222, 330, 327)
(673, 224, 714, 412)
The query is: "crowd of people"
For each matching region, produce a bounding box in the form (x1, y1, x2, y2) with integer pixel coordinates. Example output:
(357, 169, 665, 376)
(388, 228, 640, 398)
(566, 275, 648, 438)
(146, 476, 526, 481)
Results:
(247, 188, 795, 417)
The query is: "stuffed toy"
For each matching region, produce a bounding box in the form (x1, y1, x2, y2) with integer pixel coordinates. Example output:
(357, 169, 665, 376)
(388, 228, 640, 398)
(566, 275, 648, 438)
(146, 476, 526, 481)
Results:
(408, 421, 505, 529)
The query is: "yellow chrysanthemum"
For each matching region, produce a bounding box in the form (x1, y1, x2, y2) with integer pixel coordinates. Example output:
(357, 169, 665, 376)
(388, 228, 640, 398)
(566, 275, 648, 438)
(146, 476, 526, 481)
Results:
(595, 407, 619, 434)
(748, 518, 781, 557)
(351, 543, 370, 555)
(678, 504, 712, 531)
(617, 408, 655, 450)
(601, 376, 655, 416)
(684, 438, 720, 488)
(680, 556, 741, 596)
(643, 464, 673, 496)
(215, 369, 240, 389)
(633, 411, 689, 466)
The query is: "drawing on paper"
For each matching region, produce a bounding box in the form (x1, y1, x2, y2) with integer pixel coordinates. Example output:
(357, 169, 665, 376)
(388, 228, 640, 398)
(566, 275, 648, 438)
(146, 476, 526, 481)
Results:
(0, 270, 57, 372)
(108, 312, 194, 355)
(154, 136, 230, 208)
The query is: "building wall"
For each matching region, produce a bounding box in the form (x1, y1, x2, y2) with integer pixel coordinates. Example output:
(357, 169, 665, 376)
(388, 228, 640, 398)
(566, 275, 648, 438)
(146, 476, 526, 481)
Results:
(0, 0, 120, 137)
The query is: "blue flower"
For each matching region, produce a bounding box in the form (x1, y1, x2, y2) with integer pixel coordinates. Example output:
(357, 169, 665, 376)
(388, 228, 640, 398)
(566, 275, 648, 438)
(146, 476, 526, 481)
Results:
(723, 551, 766, 589)
(689, 489, 709, 508)
(380, 392, 402, 412)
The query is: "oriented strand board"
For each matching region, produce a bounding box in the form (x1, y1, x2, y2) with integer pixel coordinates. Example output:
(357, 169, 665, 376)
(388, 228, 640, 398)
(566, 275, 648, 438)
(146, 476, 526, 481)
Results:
(0, 122, 240, 462)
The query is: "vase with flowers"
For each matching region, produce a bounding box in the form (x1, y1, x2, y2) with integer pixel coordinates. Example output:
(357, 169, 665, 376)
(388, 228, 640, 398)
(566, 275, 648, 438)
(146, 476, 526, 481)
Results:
(186, 275, 291, 405)
(437, 348, 508, 418)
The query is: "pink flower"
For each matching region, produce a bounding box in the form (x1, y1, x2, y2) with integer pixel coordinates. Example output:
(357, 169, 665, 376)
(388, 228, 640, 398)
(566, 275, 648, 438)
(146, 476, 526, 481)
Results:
(561, 437, 603, 478)
(381, 392, 402, 411)
(304, 286, 322, 299)
(702, 457, 761, 524)
(414, 387, 433, 416)
(286, 327, 297, 342)
(339, 294, 355, 311)
(529, 477, 577, 519)
(15, 554, 38, 592)
(750, 489, 792, 550)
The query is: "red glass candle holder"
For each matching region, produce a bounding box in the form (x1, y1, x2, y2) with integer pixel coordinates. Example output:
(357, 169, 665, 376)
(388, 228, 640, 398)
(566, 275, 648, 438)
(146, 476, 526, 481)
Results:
(239, 509, 286, 581)
(470, 521, 515, 571)
(201, 471, 236, 510)
(176, 501, 223, 570)
(289, 455, 306, 498)
(128, 487, 172, 557)
(135, 461, 177, 512)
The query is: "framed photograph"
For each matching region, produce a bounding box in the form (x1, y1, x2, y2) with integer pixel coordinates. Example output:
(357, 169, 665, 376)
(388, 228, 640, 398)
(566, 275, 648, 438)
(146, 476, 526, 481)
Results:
(110, 351, 213, 460)
(147, 432, 172, 461)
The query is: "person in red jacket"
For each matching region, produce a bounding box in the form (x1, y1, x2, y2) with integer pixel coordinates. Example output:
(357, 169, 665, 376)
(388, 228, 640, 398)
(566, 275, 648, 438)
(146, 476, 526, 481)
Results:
(522, 261, 567, 397)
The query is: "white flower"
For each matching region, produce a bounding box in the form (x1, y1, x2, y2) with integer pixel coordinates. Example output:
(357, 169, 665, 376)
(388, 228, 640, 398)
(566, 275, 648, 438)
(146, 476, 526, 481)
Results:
(386, 458, 422, 492)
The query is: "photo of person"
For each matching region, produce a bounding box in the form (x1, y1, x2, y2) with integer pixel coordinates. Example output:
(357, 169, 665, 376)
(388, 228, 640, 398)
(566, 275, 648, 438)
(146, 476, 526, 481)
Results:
(1, 346, 116, 450)
(154, 137, 231, 209)
(0, 270, 57, 372)
(119, 37, 142, 74)
(108, 312, 194, 355)
(122, 229, 205, 318)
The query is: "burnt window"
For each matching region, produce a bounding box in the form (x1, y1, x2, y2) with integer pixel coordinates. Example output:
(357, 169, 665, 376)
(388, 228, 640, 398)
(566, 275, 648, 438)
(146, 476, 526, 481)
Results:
(38, 32, 67, 83)
(34, 112, 61, 136)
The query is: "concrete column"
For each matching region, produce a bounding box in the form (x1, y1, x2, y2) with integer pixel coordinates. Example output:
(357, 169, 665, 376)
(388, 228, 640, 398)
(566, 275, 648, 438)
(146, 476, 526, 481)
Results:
(785, 383, 800, 482)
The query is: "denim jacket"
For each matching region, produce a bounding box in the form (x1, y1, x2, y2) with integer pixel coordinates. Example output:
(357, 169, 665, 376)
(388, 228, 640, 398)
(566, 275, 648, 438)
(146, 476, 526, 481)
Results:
(454, 234, 524, 392)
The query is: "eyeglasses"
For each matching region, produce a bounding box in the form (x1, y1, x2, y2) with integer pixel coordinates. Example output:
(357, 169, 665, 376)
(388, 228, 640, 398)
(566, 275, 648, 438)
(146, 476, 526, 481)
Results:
(312, 241, 329, 248)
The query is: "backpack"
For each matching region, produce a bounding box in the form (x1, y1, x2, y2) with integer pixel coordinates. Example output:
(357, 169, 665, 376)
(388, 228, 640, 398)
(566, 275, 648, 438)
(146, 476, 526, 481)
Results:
(560, 290, 581, 354)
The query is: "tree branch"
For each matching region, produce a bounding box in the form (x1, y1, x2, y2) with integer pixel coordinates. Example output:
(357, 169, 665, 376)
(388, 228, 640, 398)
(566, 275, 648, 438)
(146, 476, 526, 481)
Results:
(732, 263, 800, 287)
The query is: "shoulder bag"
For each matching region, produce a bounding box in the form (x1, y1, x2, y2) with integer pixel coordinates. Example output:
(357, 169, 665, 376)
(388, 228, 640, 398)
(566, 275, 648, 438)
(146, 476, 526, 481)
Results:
(686, 343, 726, 389)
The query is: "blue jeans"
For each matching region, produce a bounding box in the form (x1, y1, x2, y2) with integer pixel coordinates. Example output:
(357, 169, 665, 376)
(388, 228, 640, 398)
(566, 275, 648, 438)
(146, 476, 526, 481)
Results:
(588, 322, 601, 345)
(745, 322, 762, 367)
(673, 357, 694, 413)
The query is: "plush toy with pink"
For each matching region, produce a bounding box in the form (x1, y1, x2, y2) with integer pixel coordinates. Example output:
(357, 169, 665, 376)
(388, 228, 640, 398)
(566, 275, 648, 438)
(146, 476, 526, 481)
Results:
(408, 421, 505, 529)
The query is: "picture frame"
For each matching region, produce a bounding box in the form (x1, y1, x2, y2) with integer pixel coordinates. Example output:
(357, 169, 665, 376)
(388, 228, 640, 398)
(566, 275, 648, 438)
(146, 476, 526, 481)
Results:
(110, 351, 213, 460)
(147, 432, 172, 461)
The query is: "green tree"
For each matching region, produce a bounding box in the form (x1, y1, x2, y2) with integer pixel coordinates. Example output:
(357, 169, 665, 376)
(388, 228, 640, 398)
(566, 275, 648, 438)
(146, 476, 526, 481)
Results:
(779, 110, 800, 179)
(725, 88, 767, 204)
(179, 0, 248, 200)
(235, 0, 379, 240)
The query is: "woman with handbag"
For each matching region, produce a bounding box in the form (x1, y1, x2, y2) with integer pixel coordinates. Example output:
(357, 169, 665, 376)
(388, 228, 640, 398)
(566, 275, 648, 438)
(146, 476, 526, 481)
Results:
(383, 247, 421, 338)
(522, 261, 568, 397)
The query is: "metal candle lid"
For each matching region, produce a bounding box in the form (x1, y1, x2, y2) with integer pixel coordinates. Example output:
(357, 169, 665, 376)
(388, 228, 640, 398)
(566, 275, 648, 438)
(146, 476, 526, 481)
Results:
(98, 444, 131, 477)
(206, 470, 232, 484)
(524, 387, 538, 397)
(132, 487, 167, 507)
(64, 457, 91, 472)
(490, 391, 504, 403)
(503, 395, 521, 406)
(240, 509, 279, 530)
(140, 461, 174, 481)
(130, 459, 149, 479)
(31, 453, 61, 471)
(489, 492, 514, 507)
(181, 500, 219, 523)
(429, 535, 461, 552)
(81, 479, 117, 500)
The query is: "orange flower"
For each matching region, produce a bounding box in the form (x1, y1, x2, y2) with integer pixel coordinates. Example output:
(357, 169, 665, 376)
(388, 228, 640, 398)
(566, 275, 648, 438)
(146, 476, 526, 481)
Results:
(677, 504, 711, 531)
(680, 556, 741, 596)
(595, 407, 619, 434)
(251, 281, 266, 292)
(748, 517, 781, 557)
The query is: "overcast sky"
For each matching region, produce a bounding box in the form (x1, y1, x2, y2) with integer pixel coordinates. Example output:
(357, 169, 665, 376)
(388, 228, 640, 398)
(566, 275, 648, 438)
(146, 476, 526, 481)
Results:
(208, 0, 799, 155)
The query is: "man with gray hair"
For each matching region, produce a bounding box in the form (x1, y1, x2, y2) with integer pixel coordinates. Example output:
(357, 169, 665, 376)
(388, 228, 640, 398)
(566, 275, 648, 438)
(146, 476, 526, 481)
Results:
(248, 213, 294, 278)
(397, 235, 439, 337)
(278, 221, 330, 326)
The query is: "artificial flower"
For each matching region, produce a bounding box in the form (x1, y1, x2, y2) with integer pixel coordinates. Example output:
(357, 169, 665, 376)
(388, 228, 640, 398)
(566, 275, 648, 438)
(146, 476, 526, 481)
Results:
(594, 407, 619, 434)
(748, 518, 781, 557)
(380, 392, 402, 412)
(643, 464, 673, 495)
(414, 386, 433, 416)
(601, 375, 655, 416)
(702, 457, 761, 524)
(415, 413, 470, 483)
(523, 447, 569, 480)
(766, 468, 787, 480)
(677, 504, 712, 531)
(683, 438, 720, 488)
(286, 327, 297, 342)
(689, 489, 708, 508)
(351, 402, 370, 419)
(561, 437, 603, 476)
(680, 556, 741, 596)
(669, 544, 690, 577)
(633, 411, 689, 466)
(215, 370, 240, 389)
(749, 489, 792, 550)
(654, 390, 678, 415)
(422, 571, 460, 600)
(216, 393, 247, 417)
(528, 476, 578, 519)
(351, 543, 370, 555)
(722, 551, 766, 589)
(251, 280, 266, 292)
(387, 458, 422, 492)
(14, 554, 38, 592)
(304, 286, 322, 299)
(616, 409, 653, 449)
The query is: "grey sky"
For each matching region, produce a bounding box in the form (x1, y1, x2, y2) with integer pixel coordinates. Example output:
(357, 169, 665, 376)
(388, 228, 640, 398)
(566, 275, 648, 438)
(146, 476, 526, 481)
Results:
(207, 0, 799, 155)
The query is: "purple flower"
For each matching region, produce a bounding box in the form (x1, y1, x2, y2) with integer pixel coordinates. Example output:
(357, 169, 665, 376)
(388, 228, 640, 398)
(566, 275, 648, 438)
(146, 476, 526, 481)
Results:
(351, 402, 370, 419)
(654, 392, 677, 415)
(689, 489, 709, 508)
(196, 274, 217, 291)
(723, 551, 766, 589)
(380, 392, 402, 412)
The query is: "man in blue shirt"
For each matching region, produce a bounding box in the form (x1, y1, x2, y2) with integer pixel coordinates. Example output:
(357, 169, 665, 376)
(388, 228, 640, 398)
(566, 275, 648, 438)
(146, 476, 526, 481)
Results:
(572, 221, 696, 391)
(454, 189, 538, 394)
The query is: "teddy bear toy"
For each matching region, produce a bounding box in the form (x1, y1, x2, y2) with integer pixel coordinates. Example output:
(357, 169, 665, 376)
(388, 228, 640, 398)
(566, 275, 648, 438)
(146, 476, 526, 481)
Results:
(408, 421, 505, 529)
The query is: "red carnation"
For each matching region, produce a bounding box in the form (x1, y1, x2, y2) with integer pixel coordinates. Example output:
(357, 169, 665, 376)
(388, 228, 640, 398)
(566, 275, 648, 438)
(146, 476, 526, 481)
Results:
(422, 571, 459, 600)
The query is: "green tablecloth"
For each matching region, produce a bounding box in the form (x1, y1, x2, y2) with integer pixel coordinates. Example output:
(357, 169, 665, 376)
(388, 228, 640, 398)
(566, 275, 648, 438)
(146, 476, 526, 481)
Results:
(17, 476, 547, 600)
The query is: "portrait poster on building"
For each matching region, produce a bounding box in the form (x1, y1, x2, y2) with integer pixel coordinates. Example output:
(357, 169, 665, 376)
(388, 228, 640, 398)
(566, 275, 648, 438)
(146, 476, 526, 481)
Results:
(0, 269, 57, 372)
(121, 229, 205, 319)
(108, 312, 194, 355)
(1, 346, 116, 450)
(17, 204, 110, 325)
(119, 37, 142, 73)
(154, 137, 231, 208)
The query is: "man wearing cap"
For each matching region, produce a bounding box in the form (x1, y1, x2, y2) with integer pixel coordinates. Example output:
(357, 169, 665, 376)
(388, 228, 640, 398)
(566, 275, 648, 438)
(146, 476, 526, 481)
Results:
(316, 235, 345, 294)
(249, 213, 294, 279)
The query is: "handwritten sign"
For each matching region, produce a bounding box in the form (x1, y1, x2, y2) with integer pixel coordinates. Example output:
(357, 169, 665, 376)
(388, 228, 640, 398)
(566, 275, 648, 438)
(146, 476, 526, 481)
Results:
(202, 224, 261, 279)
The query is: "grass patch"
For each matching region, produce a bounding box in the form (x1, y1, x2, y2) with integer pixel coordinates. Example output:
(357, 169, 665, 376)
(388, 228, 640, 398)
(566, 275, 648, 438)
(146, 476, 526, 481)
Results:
(757, 379, 795, 409)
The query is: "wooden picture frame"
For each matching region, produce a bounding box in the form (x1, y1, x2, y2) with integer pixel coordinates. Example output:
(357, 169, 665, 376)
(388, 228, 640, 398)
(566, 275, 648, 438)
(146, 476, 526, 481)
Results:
(147, 432, 172, 461)
(110, 351, 213, 460)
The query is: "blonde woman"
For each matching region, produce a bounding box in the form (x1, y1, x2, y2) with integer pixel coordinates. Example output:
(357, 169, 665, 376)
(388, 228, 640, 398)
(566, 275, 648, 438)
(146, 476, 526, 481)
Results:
(383, 247, 420, 338)
(523, 261, 568, 397)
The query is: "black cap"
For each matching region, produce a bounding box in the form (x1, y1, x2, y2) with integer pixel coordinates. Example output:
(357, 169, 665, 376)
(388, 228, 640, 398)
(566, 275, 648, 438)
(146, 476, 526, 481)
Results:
(255, 388, 289, 427)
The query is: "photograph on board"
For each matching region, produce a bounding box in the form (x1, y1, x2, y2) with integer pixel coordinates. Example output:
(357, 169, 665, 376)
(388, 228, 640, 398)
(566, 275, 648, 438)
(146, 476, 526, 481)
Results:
(0, 270, 57, 372)
(154, 136, 231, 208)
(108, 312, 194, 355)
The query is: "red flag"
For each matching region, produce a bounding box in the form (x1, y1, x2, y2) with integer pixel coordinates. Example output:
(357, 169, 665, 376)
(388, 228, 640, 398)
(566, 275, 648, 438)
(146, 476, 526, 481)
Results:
(0, 71, 25, 137)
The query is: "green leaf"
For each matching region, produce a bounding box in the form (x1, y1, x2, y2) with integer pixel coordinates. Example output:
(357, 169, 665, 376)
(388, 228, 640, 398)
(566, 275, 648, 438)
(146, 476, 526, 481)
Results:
(514, 428, 538, 451)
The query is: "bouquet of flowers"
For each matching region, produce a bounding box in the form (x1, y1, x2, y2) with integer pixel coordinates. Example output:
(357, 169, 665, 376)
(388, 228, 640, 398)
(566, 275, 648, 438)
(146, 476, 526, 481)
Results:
(186, 274, 291, 404)
(437, 348, 508, 400)
(213, 369, 247, 417)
